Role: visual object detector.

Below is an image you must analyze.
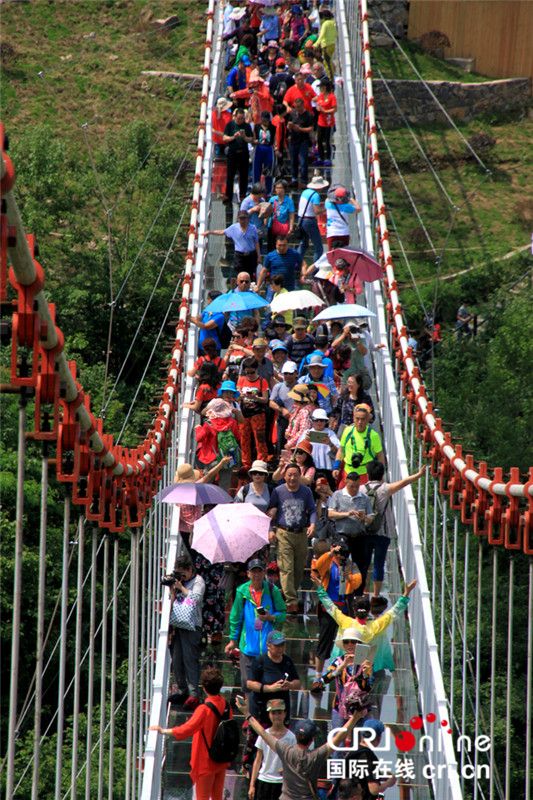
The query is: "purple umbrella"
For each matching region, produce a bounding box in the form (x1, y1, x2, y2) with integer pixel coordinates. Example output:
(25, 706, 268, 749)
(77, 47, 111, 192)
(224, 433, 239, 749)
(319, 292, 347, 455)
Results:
(326, 246, 383, 283)
(192, 504, 271, 563)
(157, 482, 233, 506)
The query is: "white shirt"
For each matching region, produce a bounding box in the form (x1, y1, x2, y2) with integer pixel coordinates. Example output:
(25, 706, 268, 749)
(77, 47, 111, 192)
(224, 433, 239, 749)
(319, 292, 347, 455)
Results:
(257, 728, 297, 783)
(297, 427, 340, 470)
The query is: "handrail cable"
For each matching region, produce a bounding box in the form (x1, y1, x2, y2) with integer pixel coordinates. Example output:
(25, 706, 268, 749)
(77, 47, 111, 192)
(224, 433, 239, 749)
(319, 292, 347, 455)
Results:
(372, 12, 492, 172)
(374, 66, 457, 209)
(116, 203, 191, 443)
(385, 207, 430, 320)
(100, 164, 192, 418)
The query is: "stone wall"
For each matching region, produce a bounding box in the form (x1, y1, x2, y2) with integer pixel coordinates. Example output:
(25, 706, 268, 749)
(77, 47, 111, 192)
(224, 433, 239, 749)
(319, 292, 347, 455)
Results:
(367, 0, 409, 45)
(373, 78, 531, 128)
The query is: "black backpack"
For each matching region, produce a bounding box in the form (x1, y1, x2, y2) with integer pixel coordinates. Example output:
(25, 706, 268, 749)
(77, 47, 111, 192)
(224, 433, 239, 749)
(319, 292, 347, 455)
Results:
(365, 482, 389, 534)
(201, 700, 240, 763)
(219, 319, 232, 349)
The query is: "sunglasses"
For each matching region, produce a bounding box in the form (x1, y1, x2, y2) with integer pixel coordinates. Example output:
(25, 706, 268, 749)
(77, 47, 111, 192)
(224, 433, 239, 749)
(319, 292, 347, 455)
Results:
(294, 449, 306, 455)
(249, 471, 264, 476)
(238, 279, 250, 284)
(245, 370, 256, 375)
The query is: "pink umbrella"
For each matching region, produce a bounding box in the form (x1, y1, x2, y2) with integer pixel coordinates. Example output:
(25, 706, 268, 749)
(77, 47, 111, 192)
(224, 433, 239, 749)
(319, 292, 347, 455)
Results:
(326, 246, 383, 283)
(192, 504, 271, 563)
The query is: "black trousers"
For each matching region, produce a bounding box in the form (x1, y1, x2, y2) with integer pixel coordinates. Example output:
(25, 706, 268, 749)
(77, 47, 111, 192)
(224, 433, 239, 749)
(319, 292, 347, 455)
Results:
(226, 149, 250, 201)
(346, 534, 366, 595)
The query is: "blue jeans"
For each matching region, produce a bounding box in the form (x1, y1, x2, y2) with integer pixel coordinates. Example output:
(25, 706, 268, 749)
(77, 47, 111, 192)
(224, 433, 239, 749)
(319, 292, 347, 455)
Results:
(364, 535, 391, 582)
(290, 141, 309, 183)
(253, 144, 275, 194)
(298, 217, 324, 263)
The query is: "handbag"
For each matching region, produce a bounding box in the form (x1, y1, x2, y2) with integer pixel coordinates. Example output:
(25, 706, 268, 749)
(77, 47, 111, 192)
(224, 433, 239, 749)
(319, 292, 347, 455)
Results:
(169, 594, 196, 631)
(292, 193, 312, 241)
(271, 199, 290, 237)
(315, 507, 336, 542)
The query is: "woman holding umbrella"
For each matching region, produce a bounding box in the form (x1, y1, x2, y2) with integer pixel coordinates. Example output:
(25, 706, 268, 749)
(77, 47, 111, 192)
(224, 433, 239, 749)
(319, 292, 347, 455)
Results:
(324, 186, 361, 249)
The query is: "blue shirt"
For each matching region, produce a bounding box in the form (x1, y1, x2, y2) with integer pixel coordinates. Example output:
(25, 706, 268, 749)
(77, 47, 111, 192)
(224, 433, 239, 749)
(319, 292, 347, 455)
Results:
(225, 222, 258, 254)
(226, 65, 247, 93)
(199, 310, 225, 351)
(263, 247, 302, 291)
(269, 194, 295, 224)
(268, 483, 317, 530)
(240, 195, 264, 233)
(300, 350, 334, 379)
(301, 373, 338, 414)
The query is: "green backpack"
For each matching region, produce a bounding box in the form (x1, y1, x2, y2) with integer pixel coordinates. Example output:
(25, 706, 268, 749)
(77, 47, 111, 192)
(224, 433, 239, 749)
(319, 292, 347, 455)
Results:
(216, 427, 241, 468)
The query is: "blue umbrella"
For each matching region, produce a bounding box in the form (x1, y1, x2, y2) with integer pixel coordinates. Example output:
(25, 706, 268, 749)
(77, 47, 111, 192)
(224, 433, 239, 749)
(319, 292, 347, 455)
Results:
(312, 303, 376, 322)
(203, 290, 269, 314)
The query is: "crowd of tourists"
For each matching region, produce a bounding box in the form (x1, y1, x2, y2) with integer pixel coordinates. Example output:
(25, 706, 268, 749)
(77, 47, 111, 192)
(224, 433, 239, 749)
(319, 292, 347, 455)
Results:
(149, 3, 424, 800)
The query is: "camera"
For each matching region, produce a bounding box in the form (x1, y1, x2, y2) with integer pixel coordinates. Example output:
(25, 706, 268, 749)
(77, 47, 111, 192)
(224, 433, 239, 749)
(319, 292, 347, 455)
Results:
(345, 695, 372, 714)
(351, 452, 364, 469)
(162, 570, 178, 587)
(349, 324, 362, 334)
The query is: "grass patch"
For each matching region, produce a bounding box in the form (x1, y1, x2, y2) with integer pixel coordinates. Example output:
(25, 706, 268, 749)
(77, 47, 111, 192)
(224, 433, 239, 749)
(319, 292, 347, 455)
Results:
(372, 39, 492, 83)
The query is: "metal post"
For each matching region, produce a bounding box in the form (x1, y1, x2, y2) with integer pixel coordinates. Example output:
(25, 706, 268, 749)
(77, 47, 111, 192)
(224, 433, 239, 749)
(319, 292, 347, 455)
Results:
(489, 547, 497, 800)
(461, 531, 469, 792)
(450, 516, 458, 727)
(32, 439, 48, 800)
(505, 557, 514, 798)
(526, 560, 533, 800)
(7, 390, 27, 799)
(97, 535, 109, 800)
(474, 541, 483, 800)
(71, 516, 85, 800)
(440, 500, 447, 660)
(125, 534, 136, 800)
(85, 529, 98, 800)
(132, 531, 140, 800)
(55, 491, 71, 800)
(432, 480, 438, 614)
(108, 537, 119, 800)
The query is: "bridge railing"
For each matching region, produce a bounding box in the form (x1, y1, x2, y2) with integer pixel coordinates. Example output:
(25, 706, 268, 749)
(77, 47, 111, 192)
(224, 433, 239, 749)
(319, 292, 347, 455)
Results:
(336, 1, 463, 797)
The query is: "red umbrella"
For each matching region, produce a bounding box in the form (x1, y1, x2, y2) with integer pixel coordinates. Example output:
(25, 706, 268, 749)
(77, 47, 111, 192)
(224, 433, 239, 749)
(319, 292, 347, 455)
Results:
(326, 246, 383, 283)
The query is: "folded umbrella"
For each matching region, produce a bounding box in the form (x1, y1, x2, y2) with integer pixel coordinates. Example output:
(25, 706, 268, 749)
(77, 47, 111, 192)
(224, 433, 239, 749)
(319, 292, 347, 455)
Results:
(203, 291, 269, 314)
(192, 503, 271, 563)
(326, 246, 383, 283)
(270, 289, 325, 314)
(311, 303, 376, 322)
(157, 482, 233, 505)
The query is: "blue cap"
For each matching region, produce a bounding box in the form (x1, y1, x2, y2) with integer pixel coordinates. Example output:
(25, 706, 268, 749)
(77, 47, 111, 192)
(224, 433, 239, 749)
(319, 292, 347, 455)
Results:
(362, 719, 385, 736)
(291, 5, 303, 15)
(218, 380, 240, 399)
(295, 719, 317, 739)
(270, 339, 288, 352)
(241, 55, 251, 66)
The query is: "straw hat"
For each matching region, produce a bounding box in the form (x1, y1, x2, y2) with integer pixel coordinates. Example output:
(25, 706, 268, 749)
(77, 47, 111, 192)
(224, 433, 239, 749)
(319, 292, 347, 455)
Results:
(307, 175, 329, 191)
(174, 463, 201, 483)
(288, 384, 310, 403)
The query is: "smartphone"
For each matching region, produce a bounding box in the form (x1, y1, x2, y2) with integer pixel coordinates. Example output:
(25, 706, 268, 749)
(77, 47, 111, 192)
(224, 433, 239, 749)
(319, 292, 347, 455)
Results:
(257, 606, 266, 615)
(307, 430, 327, 443)
(236, 695, 245, 704)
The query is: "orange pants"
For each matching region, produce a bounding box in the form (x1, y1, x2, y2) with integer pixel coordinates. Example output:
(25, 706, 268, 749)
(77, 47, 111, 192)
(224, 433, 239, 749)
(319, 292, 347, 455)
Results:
(240, 414, 268, 468)
(195, 768, 227, 800)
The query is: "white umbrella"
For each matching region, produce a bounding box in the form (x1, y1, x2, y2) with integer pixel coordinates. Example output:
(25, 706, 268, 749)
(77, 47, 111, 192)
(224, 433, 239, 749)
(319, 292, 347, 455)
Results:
(311, 303, 376, 322)
(270, 289, 325, 314)
(192, 504, 271, 563)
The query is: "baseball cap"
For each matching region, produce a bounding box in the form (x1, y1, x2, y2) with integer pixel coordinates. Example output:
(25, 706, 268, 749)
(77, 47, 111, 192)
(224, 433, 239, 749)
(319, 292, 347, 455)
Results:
(293, 316, 308, 329)
(266, 630, 286, 645)
(241, 55, 251, 66)
(362, 719, 386, 737)
(247, 559, 265, 571)
(271, 341, 288, 352)
(275, 57, 286, 68)
(294, 719, 317, 739)
(281, 360, 298, 373)
(237, 210, 249, 219)
(312, 408, 328, 420)
(354, 403, 372, 415)
(266, 698, 286, 712)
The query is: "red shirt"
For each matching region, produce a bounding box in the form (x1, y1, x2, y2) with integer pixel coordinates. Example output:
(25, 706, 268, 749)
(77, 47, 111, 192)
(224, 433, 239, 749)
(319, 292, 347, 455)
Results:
(237, 375, 269, 417)
(172, 695, 232, 781)
(194, 354, 226, 374)
(316, 92, 337, 127)
(284, 83, 317, 113)
(195, 383, 219, 406)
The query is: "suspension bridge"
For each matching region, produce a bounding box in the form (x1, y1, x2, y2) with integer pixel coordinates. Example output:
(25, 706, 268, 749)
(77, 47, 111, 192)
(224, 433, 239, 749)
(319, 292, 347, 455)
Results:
(1, 2, 532, 800)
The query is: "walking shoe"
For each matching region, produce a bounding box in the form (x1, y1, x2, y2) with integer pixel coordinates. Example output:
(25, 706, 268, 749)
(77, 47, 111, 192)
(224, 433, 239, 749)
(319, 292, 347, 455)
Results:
(309, 680, 325, 694)
(183, 696, 199, 711)
(370, 596, 388, 614)
(168, 690, 189, 705)
(322, 160, 332, 167)
(313, 159, 323, 167)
